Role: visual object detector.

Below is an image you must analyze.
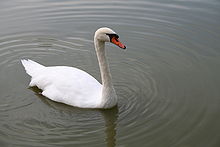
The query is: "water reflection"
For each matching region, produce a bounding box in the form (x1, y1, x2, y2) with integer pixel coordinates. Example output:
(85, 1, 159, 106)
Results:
(30, 86, 118, 147)
(101, 107, 118, 147)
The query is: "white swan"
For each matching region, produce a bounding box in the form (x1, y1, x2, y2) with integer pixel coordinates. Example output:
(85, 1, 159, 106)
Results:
(21, 27, 126, 109)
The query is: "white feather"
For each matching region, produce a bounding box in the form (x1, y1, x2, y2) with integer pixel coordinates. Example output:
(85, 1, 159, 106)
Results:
(21, 59, 102, 108)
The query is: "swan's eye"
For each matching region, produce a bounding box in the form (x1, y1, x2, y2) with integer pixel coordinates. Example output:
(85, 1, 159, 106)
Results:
(106, 33, 119, 41)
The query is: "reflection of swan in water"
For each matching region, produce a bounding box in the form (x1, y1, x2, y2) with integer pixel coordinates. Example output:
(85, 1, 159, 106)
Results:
(31, 86, 118, 147)
(101, 107, 118, 147)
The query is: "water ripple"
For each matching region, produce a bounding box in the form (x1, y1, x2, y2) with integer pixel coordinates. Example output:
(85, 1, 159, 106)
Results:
(1, 0, 220, 147)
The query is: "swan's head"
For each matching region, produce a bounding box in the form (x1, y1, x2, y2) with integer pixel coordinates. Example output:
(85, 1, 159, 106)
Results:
(94, 27, 126, 49)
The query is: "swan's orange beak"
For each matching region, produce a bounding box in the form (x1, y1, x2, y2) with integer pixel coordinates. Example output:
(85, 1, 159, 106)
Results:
(111, 37, 126, 49)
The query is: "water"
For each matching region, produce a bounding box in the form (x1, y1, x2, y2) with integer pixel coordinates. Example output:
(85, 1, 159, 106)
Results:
(0, 0, 220, 146)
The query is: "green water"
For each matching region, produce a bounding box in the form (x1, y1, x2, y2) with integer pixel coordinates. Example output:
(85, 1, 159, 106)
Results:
(0, 0, 220, 146)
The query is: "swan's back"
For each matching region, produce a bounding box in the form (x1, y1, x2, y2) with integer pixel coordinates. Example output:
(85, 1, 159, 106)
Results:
(21, 59, 102, 108)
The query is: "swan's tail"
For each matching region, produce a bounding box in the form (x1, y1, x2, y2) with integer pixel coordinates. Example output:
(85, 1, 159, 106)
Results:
(21, 59, 45, 77)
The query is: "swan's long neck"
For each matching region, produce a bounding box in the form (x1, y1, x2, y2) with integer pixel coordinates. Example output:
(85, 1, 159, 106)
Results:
(95, 40, 112, 87)
(94, 39, 117, 108)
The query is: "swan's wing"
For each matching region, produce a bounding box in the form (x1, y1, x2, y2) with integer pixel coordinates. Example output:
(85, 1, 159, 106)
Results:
(22, 60, 102, 108)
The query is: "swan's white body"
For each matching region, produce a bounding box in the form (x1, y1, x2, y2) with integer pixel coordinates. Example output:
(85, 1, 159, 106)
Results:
(21, 27, 126, 109)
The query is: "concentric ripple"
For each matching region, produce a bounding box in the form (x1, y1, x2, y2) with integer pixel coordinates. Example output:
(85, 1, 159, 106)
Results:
(0, 0, 220, 147)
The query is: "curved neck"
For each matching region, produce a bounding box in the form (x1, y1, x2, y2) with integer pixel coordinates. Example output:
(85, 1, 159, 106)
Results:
(94, 37, 117, 108)
(94, 39, 113, 88)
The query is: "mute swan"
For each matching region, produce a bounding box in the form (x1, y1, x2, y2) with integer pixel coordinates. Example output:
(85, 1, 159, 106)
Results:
(21, 27, 126, 109)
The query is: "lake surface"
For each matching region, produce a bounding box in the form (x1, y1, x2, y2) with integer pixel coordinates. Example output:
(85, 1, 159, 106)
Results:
(0, 0, 220, 146)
